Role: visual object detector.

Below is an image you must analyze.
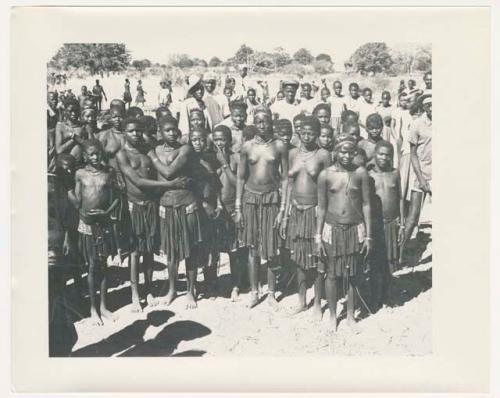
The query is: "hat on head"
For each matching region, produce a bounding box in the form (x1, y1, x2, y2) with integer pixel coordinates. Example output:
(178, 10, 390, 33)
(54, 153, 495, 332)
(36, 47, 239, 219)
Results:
(335, 134, 357, 151)
(187, 74, 202, 93)
(419, 93, 432, 106)
(282, 80, 299, 89)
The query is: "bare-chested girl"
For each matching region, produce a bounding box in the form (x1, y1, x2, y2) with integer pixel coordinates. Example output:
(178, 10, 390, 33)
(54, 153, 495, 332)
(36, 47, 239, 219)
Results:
(148, 116, 206, 309)
(316, 134, 373, 330)
(236, 107, 289, 309)
(116, 117, 190, 312)
(80, 108, 99, 141)
(70, 139, 119, 325)
(282, 116, 331, 318)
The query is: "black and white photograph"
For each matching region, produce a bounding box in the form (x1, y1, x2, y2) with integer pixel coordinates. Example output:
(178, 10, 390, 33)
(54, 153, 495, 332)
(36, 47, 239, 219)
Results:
(47, 36, 432, 357)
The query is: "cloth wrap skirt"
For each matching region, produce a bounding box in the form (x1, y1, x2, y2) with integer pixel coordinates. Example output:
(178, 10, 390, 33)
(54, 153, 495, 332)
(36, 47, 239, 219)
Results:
(321, 213, 365, 278)
(285, 197, 317, 270)
(159, 201, 207, 266)
(78, 218, 117, 269)
(239, 183, 282, 261)
(127, 199, 159, 254)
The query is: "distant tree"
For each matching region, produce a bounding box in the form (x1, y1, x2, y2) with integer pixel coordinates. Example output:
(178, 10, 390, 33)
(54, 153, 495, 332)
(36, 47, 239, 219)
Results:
(251, 51, 275, 71)
(316, 53, 332, 63)
(390, 43, 431, 74)
(168, 54, 195, 69)
(132, 59, 152, 71)
(272, 47, 292, 68)
(48, 43, 131, 74)
(293, 48, 314, 65)
(313, 60, 334, 74)
(347, 42, 394, 74)
(193, 58, 208, 67)
(413, 45, 432, 72)
(208, 56, 222, 67)
(234, 44, 254, 65)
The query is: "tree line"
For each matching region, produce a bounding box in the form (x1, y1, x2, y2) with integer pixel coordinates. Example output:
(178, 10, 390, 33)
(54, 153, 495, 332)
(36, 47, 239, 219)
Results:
(48, 42, 431, 76)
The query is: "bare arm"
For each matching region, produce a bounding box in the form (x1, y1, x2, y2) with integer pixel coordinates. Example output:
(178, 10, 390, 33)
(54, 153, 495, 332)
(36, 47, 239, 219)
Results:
(68, 171, 82, 209)
(283, 149, 296, 218)
(221, 152, 238, 187)
(235, 143, 248, 217)
(410, 143, 429, 192)
(397, 171, 405, 225)
(360, 169, 372, 239)
(116, 150, 181, 189)
(316, 169, 327, 238)
(148, 145, 192, 179)
(277, 140, 289, 211)
(55, 123, 76, 154)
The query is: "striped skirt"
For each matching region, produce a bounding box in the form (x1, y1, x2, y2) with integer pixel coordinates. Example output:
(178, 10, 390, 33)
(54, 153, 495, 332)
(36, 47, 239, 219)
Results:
(128, 200, 159, 254)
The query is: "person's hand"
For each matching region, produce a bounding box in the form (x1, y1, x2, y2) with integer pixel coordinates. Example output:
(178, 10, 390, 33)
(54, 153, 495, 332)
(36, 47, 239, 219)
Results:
(279, 217, 288, 240)
(360, 238, 373, 262)
(234, 210, 244, 229)
(273, 210, 284, 230)
(420, 180, 432, 195)
(214, 145, 228, 167)
(88, 208, 106, 216)
(63, 235, 71, 256)
(171, 176, 191, 189)
(398, 226, 405, 245)
(203, 202, 216, 219)
(214, 205, 223, 219)
(316, 236, 327, 260)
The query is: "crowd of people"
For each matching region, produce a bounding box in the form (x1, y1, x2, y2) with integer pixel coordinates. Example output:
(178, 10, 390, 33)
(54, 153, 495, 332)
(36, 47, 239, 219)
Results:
(47, 64, 432, 348)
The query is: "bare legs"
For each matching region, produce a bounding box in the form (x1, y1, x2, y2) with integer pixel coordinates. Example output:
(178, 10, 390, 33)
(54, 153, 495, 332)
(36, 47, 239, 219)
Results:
(400, 191, 423, 264)
(325, 275, 357, 331)
(88, 258, 116, 325)
(247, 251, 260, 308)
(229, 251, 242, 301)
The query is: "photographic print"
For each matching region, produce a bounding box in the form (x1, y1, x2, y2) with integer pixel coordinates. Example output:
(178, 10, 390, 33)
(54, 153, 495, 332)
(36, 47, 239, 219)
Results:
(47, 37, 432, 357)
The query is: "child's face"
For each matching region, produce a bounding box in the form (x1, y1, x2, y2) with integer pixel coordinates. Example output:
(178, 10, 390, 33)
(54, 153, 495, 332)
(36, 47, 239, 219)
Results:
(224, 88, 233, 99)
(124, 122, 144, 146)
(321, 89, 330, 102)
(190, 112, 205, 129)
(277, 91, 284, 101)
(300, 124, 319, 146)
(318, 128, 333, 149)
(213, 131, 230, 150)
(399, 97, 409, 109)
(110, 108, 124, 129)
(424, 74, 432, 89)
(293, 119, 303, 135)
(58, 159, 75, 177)
(231, 108, 247, 129)
(48, 94, 57, 109)
(302, 85, 312, 98)
(81, 86, 87, 94)
(381, 94, 390, 106)
(334, 83, 342, 96)
(363, 90, 372, 103)
(408, 80, 416, 89)
(375, 146, 393, 170)
(190, 131, 207, 153)
(193, 85, 205, 101)
(423, 102, 432, 119)
(344, 125, 361, 142)
(349, 85, 359, 99)
(284, 86, 296, 103)
(367, 124, 383, 140)
(315, 109, 331, 125)
(84, 146, 103, 167)
(277, 129, 293, 145)
(247, 90, 256, 102)
(66, 105, 79, 123)
(160, 122, 180, 144)
(81, 110, 96, 125)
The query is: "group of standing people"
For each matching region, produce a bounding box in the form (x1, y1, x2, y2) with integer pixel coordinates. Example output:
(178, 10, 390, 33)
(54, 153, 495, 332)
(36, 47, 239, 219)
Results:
(47, 67, 432, 342)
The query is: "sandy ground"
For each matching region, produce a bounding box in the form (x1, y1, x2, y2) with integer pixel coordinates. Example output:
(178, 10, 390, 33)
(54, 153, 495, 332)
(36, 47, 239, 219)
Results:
(64, 227, 432, 357)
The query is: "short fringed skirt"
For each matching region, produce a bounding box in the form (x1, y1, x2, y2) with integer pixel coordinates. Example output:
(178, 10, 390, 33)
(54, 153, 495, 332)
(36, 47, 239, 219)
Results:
(213, 201, 241, 253)
(322, 215, 364, 278)
(239, 188, 282, 261)
(285, 204, 317, 270)
(78, 219, 117, 268)
(159, 202, 206, 266)
(127, 200, 159, 254)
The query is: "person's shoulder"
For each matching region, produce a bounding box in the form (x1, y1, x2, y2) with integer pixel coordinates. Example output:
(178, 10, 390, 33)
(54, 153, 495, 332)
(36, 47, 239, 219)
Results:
(274, 137, 287, 151)
(354, 165, 369, 176)
(240, 139, 253, 152)
(317, 147, 331, 159)
(75, 167, 86, 178)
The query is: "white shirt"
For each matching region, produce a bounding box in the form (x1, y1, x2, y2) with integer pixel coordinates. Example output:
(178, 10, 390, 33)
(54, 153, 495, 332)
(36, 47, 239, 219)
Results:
(358, 98, 377, 126)
(271, 100, 301, 123)
(330, 95, 346, 118)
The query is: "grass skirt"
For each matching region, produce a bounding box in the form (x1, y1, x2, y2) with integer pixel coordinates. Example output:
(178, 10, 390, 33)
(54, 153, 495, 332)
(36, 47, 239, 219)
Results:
(285, 204, 317, 270)
(127, 200, 159, 254)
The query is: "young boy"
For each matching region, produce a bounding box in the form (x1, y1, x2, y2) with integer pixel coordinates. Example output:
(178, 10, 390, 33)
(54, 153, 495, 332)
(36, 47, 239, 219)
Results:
(148, 116, 207, 309)
(116, 117, 189, 312)
(211, 125, 247, 301)
(330, 81, 346, 134)
(318, 123, 334, 153)
(345, 82, 360, 115)
(218, 100, 248, 153)
(369, 141, 405, 287)
(71, 139, 119, 325)
(80, 108, 99, 141)
(316, 134, 373, 330)
(274, 119, 295, 149)
(283, 115, 331, 319)
(140, 115, 159, 149)
(358, 88, 377, 130)
(357, 113, 384, 167)
(291, 113, 305, 147)
(55, 101, 86, 165)
(313, 103, 332, 128)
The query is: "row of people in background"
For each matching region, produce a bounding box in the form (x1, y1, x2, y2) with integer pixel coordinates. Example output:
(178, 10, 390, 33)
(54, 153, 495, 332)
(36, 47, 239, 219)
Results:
(47, 70, 431, 333)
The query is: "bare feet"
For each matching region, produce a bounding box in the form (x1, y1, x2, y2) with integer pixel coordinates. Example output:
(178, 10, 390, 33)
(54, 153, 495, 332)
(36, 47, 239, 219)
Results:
(290, 304, 307, 316)
(346, 315, 360, 334)
(329, 314, 338, 332)
(185, 292, 198, 309)
(267, 293, 279, 311)
(90, 309, 104, 326)
(247, 291, 259, 309)
(146, 294, 159, 307)
(230, 287, 240, 302)
(312, 304, 323, 322)
(130, 300, 142, 313)
(162, 290, 177, 306)
(100, 308, 117, 323)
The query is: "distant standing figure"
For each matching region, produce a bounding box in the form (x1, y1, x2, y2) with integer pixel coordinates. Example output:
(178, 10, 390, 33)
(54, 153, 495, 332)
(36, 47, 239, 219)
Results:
(136, 80, 146, 107)
(123, 79, 132, 109)
(92, 79, 107, 112)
